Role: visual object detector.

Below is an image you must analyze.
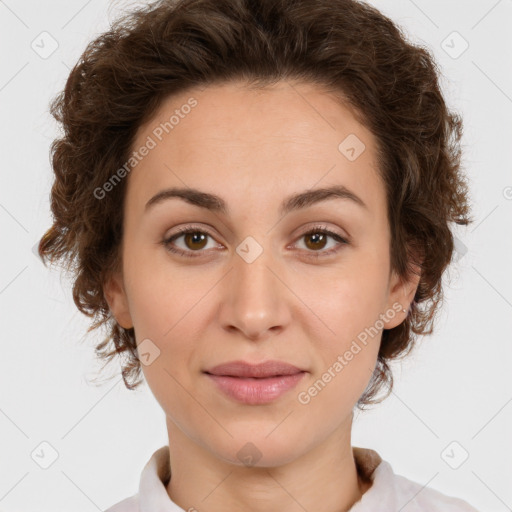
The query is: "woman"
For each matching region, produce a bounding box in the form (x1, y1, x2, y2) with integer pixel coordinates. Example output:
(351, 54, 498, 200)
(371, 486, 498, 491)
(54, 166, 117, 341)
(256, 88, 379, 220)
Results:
(38, 0, 479, 510)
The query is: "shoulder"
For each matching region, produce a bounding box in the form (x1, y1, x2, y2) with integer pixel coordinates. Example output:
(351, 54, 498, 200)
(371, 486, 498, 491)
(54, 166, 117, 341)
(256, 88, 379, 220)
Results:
(103, 494, 139, 512)
(374, 461, 480, 511)
(352, 447, 480, 512)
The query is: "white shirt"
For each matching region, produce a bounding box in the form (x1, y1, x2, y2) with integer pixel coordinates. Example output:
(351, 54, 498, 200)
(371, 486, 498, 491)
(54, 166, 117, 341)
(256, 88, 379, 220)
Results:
(104, 445, 480, 511)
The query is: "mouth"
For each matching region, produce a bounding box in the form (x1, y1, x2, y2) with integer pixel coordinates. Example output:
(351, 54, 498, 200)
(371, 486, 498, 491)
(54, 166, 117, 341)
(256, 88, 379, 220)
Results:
(203, 360, 307, 404)
(204, 359, 305, 378)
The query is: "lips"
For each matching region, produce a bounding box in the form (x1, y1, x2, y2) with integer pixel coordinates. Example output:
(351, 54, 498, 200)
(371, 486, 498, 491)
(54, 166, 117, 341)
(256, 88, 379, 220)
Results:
(204, 360, 304, 378)
(203, 360, 307, 404)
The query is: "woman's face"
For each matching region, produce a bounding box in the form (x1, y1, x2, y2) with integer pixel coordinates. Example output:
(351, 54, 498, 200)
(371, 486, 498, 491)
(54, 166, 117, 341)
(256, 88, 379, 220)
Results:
(105, 80, 418, 466)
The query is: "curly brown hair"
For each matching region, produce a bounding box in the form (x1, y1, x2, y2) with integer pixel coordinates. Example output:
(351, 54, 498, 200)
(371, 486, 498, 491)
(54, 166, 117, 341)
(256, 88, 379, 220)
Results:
(38, 0, 473, 408)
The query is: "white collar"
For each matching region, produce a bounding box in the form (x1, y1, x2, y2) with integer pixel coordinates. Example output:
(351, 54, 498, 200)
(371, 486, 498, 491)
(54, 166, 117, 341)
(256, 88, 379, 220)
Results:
(130, 445, 479, 511)
(137, 445, 383, 511)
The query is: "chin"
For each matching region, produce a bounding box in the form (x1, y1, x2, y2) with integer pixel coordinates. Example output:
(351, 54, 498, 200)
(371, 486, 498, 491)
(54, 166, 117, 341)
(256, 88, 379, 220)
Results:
(207, 426, 308, 468)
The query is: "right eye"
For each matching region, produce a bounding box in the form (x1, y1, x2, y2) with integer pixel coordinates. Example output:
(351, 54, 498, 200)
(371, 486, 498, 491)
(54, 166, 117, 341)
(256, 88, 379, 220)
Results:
(162, 227, 223, 258)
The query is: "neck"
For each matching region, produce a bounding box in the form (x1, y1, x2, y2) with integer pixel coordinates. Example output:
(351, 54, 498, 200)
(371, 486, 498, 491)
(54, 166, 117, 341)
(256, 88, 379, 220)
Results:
(165, 414, 368, 512)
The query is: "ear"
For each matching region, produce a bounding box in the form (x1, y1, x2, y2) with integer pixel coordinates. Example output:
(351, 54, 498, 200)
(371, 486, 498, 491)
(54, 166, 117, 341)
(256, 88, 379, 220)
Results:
(382, 252, 423, 330)
(103, 269, 134, 330)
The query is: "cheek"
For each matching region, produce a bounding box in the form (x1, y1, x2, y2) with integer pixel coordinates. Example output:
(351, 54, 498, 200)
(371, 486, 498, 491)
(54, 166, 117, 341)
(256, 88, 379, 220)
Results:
(129, 276, 204, 419)
(295, 253, 389, 341)
(290, 253, 387, 401)
(122, 268, 203, 405)
(295, 301, 382, 421)
(124, 247, 212, 338)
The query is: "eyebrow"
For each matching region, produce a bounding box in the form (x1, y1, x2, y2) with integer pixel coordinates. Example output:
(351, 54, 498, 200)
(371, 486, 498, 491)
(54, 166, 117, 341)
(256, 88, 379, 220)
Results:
(144, 184, 368, 216)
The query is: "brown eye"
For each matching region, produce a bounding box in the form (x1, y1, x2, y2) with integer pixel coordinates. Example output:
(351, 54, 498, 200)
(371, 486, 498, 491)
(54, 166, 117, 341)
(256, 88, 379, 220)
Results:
(182, 232, 208, 250)
(295, 228, 349, 257)
(162, 228, 219, 258)
(304, 232, 328, 251)
(162, 225, 349, 259)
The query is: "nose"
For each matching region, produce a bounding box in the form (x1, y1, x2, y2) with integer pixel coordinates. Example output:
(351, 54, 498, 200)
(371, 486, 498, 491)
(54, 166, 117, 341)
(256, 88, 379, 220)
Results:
(217, 245, 291, 341)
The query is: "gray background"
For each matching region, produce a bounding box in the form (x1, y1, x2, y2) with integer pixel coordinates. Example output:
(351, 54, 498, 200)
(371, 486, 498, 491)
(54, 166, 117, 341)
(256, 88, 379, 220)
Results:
(0, 0, 511, 510)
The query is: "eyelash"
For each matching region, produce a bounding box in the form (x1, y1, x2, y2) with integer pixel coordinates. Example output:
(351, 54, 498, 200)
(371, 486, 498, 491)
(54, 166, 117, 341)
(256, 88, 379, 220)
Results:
(161, 225, 349, 259)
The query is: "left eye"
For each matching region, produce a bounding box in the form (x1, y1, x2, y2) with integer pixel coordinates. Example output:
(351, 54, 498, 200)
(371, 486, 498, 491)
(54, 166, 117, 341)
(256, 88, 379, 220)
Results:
(162, 227, 349, 258)
(295, 228, 349, 256)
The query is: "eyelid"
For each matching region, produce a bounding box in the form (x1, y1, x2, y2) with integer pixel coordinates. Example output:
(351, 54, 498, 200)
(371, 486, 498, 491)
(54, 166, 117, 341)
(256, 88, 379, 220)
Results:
(292, 224, 350, 245)
(289, 224, 350, 258)
(162, 223, 349, 258)
(161, 224, 223, 259)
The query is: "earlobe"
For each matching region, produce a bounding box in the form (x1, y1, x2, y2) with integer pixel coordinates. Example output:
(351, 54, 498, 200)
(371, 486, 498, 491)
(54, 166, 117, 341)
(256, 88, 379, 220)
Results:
(103, 271, 134, 329)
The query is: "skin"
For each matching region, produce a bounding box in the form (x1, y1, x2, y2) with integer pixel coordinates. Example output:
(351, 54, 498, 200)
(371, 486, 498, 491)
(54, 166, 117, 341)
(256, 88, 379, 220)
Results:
(104, 80, 421, 512)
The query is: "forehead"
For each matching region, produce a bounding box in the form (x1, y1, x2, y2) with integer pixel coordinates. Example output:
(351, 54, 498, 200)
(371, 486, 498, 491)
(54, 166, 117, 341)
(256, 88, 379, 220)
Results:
(135, 80, 373, 151)
(126, 80, 384, 218)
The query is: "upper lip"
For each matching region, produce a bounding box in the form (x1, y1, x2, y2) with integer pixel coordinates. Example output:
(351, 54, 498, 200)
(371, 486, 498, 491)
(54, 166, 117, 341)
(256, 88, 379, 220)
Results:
(204, 360, 305, 378)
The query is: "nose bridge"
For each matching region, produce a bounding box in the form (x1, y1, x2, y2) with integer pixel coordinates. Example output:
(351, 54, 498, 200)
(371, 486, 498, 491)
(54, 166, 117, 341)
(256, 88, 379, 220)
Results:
(219, 238, 289, 339)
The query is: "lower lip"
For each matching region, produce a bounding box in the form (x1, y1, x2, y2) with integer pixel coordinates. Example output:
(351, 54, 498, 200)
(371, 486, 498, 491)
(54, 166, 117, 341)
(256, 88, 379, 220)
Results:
(205, 372, 306, 405)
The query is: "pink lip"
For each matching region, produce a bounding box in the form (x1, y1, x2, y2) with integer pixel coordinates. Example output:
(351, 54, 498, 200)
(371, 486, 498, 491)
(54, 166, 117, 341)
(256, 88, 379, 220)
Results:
(205, 373, 306, 404)
(204, 360, 307, 405)
(205, 360, 304, 378)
